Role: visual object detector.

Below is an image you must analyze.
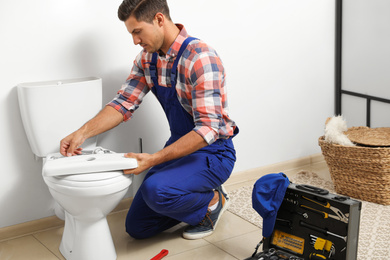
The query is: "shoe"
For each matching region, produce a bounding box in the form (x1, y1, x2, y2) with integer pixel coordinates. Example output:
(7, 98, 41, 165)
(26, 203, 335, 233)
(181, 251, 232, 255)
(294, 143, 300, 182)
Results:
(182, 185, 230, 240)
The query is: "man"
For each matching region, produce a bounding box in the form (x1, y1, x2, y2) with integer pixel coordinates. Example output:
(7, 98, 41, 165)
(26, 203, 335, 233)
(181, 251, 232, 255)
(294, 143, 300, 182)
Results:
(60, 0, 238, 240)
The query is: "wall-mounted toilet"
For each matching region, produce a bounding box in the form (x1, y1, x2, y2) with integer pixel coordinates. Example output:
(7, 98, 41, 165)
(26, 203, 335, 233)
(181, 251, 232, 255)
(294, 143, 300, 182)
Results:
(17, 77, 137, 260)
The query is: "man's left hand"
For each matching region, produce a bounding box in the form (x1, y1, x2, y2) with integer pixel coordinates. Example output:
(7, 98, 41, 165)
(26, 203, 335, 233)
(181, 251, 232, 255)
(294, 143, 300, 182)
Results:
(123, 152, 154, 175)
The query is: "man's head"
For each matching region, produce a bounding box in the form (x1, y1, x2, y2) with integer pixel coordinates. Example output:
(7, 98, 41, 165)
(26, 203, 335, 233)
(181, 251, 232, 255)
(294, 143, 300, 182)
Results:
(118, 0, 174, 53)
(118, 0, 171, 23)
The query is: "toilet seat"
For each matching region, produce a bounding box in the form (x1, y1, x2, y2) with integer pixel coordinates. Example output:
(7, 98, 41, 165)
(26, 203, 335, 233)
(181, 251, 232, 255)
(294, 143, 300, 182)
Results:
(44, 171, 130, 187)
(43, 149, 137, 177)
(44, 173, 133, 197)
(42, 148, 135, 196)
(60, 171, 123, 182)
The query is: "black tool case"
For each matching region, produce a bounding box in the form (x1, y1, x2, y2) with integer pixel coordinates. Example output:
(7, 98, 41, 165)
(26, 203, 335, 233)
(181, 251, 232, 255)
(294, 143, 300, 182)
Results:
(246, 183, 362, 260)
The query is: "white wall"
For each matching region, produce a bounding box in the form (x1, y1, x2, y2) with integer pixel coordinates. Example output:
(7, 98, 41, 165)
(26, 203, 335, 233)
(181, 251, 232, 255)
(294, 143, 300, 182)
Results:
(0, 0, 335, 228)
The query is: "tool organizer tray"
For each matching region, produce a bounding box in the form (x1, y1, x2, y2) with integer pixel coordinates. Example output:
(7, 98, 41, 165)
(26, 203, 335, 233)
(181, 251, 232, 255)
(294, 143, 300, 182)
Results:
(252, 183, 362, 260)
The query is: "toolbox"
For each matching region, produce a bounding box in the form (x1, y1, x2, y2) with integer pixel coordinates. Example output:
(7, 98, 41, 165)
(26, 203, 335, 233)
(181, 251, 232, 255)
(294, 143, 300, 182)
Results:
(246, 182, 362, 260)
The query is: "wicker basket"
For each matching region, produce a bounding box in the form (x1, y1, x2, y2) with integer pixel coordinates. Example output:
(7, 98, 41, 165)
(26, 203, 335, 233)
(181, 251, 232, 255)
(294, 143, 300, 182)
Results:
(318, 128, 390, 205)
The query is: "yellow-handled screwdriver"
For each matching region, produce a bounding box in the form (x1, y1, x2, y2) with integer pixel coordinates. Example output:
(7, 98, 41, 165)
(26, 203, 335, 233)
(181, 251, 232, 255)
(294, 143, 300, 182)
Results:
(309, 253, 326, 259)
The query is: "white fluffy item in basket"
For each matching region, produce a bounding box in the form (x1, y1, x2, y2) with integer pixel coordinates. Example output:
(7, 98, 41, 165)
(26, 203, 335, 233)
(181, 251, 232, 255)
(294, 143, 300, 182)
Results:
(324, 116, 355, 146)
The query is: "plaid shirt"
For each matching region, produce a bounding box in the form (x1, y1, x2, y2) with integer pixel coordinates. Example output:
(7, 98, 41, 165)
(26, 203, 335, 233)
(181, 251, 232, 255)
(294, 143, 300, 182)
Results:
(107, 24, 237, 144)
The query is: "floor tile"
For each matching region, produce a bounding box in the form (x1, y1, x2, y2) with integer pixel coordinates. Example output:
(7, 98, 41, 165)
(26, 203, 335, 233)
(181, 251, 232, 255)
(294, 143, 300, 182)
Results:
(163, 244, 237, 260)
(203, 211, 259, 243)
(214, 230, 263, 260)
(107, 211, 210, 260)
(33, 227, 65, 260)
(0, 235, 59, 260)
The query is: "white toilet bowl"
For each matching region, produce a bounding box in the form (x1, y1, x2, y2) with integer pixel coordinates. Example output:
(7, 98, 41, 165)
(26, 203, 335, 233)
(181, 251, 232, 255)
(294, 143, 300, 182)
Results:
(42, 149, 137, 260)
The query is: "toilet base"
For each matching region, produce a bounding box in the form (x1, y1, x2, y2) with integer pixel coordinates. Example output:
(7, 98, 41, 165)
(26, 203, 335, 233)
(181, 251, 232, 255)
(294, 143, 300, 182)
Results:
(60, 212, 116, 260)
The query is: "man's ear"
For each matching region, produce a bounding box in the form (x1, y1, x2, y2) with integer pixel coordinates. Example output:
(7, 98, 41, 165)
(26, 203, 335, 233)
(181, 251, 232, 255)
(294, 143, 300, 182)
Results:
(154, 12, 165, 26)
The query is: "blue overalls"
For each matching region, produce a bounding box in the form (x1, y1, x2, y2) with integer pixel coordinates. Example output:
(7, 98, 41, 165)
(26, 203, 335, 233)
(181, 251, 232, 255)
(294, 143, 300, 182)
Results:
(125, 37, 238, 239)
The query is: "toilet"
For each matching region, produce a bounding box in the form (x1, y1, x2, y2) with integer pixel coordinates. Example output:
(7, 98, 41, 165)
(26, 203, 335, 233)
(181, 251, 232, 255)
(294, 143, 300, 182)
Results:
(17, 77, 137, 260)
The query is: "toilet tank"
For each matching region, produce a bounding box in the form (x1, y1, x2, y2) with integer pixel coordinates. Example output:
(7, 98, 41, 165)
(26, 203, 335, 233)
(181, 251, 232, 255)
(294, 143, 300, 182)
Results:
(17, 77, 102, 158)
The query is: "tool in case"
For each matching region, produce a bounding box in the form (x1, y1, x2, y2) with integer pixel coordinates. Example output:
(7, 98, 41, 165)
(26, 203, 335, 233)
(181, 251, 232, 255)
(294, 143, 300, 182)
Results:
(246, 173, 362, 260)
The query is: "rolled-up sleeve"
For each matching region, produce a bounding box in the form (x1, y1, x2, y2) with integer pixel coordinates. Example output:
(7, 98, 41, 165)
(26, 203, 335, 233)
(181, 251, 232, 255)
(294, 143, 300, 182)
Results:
(107, 54, 150, 121)
(189, 52, 226, 144)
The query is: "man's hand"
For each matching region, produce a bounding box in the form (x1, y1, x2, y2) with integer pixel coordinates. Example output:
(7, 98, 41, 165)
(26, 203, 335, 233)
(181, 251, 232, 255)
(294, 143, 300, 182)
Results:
(122, 131, 208, 175)
(59, 106, 124, 157)
(60, 131, 86, 157)
(123, 152, 155, 175)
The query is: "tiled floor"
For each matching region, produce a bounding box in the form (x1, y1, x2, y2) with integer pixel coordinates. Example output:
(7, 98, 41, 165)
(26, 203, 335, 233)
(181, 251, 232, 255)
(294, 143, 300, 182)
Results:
(0, 158, 330, 260)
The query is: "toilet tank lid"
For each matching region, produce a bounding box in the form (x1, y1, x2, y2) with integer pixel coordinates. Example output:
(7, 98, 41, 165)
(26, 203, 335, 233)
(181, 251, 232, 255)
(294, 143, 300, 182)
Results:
(43, 153, 138, 177)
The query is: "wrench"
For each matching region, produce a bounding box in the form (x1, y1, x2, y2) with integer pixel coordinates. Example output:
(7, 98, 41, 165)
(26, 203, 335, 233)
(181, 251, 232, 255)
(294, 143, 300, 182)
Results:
(302, 196, 349, 223)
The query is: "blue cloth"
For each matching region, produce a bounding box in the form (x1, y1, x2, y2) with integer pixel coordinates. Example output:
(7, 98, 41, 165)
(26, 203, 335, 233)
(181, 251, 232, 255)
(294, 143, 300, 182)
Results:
(252, 173, 290, 238)
(125, 38, 237, 239)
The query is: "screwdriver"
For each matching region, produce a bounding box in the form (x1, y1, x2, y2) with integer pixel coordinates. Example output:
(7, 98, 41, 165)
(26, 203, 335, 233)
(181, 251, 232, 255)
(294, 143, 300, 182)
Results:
(300, 221, 347, 242)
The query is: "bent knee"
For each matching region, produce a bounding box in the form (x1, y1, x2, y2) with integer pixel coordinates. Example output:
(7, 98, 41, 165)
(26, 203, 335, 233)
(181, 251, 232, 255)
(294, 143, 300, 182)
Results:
(141, 180, 166, 209)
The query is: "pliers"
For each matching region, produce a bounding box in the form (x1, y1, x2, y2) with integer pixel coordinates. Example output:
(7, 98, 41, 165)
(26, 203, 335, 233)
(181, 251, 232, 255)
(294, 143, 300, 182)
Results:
(301, 196, 349, 223)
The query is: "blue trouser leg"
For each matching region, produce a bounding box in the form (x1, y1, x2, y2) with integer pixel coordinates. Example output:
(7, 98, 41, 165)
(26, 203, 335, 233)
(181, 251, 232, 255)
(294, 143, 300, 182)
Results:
(125, 139, 236, 239)
(125, 187, 181, 239)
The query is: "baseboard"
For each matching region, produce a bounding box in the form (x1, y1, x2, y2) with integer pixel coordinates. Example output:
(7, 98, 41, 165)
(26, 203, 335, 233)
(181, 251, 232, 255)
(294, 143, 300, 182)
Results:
(225, 153, 324, 186)
(0, 197, 133, 242)
(0, 154, 323, 242)
(0, 216, 64, 242)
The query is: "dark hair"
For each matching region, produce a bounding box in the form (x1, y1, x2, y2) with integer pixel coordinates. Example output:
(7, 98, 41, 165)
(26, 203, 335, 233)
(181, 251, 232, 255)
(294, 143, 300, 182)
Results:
(118, 0, 171, 23)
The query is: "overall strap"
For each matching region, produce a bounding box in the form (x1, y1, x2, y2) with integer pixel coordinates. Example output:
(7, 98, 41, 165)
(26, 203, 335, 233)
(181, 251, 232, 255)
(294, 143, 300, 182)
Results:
(148, 36, 198, 93)
(150, 52, 159, 88)
(170, 37, 198, 88)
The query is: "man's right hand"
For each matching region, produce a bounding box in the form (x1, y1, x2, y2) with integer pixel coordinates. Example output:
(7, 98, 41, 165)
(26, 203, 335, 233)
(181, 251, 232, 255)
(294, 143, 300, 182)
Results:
(60, 131, 86, 157)
(59, 106, 124, 157)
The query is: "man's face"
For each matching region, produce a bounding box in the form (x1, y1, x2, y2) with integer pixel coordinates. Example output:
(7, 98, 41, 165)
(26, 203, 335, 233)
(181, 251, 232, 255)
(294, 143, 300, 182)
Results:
(125, 15, 163, 53)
